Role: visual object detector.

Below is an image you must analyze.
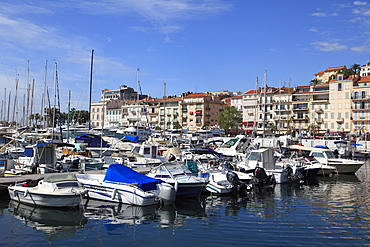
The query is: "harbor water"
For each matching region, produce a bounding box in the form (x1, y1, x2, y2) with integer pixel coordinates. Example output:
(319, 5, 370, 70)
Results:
(0, 161, 369, 246)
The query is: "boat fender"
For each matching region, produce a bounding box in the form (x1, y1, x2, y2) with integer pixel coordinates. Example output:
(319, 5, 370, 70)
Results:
(24, 189, 29, 197)
(111, 188, 117, 200)
(174, 181, 179, 192)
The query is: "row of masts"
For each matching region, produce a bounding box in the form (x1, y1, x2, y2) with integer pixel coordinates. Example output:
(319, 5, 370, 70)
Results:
(0, 59, 61, 129)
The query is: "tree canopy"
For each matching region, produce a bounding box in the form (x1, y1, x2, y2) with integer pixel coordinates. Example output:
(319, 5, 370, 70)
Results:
(218, 105, 242, 132)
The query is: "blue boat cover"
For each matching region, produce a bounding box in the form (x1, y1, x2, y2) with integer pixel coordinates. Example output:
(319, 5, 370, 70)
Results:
(75, 134, 110, 147)
(121, 135, 139, 143)
(104, 164, 162, 191)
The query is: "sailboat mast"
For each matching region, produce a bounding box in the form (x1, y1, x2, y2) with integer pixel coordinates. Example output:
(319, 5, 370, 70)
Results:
(253, 77, 258, 137)
(136, 68, 139, 136)
(67, 90, 71, 143)
(7, 91, 11, 124)
(262, 70, 267, 138)
(26, 60, 30, 126)
(89, 49, 94, 130)
(12, 70, 18, 126)
(42, 60, 48, 128)
(164, 82, 166, 131)
(30, 79, 35, 127)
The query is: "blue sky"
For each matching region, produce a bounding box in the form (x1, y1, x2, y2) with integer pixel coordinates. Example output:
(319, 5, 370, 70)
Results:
(1, 0, 370, 115)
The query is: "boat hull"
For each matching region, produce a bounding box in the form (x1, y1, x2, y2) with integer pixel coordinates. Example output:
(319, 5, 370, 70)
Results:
(8, 187, 84, 207)
(76, 174, 159, 206)
(331, 162, 364, 174)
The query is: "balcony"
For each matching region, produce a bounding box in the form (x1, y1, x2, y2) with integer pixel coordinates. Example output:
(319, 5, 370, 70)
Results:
(336, 118, 344, 123)
(312, 98, 329, 103)
(292, 107, 308, 111)
(315, 108, 324, 113)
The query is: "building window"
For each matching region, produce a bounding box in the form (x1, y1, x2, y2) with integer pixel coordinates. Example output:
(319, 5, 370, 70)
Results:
(354, 92, 359, 99)
(337, 83, 342, 91)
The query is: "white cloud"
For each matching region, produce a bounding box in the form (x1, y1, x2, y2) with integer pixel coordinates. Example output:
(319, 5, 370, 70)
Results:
(311, 12, 327, 17)
(351, 45, 370, 52)
(309, 27, 318, 32)
(311, 41, 348, 51)
(354, 1, 368, 6)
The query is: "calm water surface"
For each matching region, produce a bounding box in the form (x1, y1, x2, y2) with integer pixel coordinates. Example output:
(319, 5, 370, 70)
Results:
(0, 162, 369, 247)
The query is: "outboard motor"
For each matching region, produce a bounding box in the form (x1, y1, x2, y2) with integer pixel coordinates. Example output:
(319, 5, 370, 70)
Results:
(254, 167, 275, 187)
(226, 171, 248, 194)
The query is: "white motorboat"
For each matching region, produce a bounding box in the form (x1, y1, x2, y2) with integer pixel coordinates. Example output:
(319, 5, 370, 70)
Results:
(76, 164, 176, 206)
(288, 145, 364, 174)
(282, 145, 336, 176)
(8, 173, 87, 207)
(146, 163, 208, 198)
(309, 148, 364, 174)
(236, 148, 303, 184)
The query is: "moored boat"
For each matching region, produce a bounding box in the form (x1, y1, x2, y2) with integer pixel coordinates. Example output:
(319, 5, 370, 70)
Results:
(146, 163, 208, 198)
(8, 173, 87, 207)
(76, 164, 176, 206)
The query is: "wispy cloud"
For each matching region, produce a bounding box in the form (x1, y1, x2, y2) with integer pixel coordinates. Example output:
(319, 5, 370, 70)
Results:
(354, 1, 368, 6)
(311, 41, 348, 51)
(351, 45, 370, 53)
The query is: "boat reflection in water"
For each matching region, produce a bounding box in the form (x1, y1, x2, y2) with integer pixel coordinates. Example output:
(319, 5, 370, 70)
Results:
(7, 200, 87, 241)
(82, 196, 208, 229)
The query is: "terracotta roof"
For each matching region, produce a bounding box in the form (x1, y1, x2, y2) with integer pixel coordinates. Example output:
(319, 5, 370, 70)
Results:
(231, 95, 243, 99)
(324, 66, 346, 72)
(314, 83, 329, 87)
(245, 89, 260, 94)
(358, 76, 370, 83)
(184, 93, 211, 98)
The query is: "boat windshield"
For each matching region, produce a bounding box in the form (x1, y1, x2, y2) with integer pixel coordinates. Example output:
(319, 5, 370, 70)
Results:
(43, 173, 78, 183)
(247, 152, 261, 161)
(324, 150, 335, 159)
(219, 138, 238, 148)
(154, 164, 192, 176)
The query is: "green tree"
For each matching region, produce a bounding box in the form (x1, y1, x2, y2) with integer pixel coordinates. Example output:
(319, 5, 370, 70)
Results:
(218, 106, 242, 134)
(266, 123, 278, 134)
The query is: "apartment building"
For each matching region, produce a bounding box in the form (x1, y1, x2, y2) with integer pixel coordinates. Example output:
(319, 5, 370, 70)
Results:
(309, 83, 329, 132)
(314, 66, 347, 84)
(90, 101, 107, 127)
(159, 96, 181, 130)
(272, 87, 294, 133)
(352, 76, 370, 134)
(242, 89, 259, 132)
(181, 93, 225, 131)
(328, 74, 354, 133)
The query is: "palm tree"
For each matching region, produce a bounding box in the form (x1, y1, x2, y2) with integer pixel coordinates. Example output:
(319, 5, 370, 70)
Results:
(350, 63, 361, 75)
(310, 78, 319, 85)
(308, 123, 319, 135)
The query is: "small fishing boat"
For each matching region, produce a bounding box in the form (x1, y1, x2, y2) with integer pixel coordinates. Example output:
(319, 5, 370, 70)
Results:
(76, 164, 176, 206)
(8, 173, 87, 207)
